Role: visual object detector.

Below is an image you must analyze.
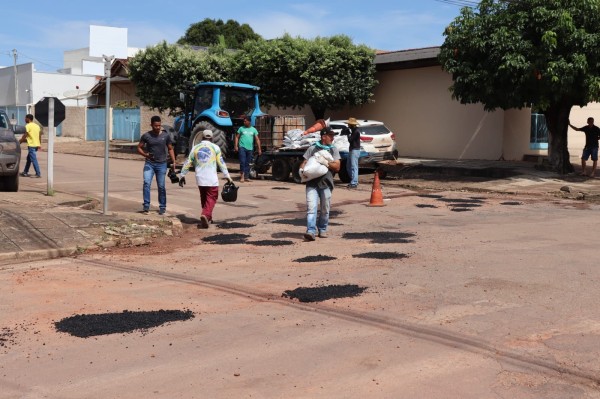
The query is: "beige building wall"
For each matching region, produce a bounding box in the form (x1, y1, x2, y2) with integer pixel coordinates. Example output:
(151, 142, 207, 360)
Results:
(502, 108, 542, 161)
(569, 103, 600, 162)
(329, 66, 509, 160)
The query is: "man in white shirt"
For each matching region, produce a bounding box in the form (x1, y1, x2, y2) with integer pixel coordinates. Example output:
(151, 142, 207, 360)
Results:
(179, 130, 232, 228)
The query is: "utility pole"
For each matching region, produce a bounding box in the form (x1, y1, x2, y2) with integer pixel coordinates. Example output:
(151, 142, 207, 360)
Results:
(102, 55, 114, 215)
(12, 49, 18, 112)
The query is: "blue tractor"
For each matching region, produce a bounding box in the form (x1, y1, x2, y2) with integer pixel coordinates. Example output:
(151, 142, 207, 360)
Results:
(173, 82, 269, 157)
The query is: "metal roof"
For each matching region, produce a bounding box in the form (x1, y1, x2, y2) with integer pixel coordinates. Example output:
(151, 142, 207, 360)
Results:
(375, 47, 441, 70)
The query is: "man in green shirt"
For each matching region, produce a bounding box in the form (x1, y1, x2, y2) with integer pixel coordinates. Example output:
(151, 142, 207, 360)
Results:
(234, 116, 261, 182)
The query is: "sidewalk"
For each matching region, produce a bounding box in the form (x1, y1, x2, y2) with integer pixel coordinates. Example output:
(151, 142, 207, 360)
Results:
(0, 189, 182, 264)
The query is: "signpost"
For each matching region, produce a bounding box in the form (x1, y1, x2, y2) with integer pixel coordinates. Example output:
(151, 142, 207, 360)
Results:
(34, 97, 65, 196)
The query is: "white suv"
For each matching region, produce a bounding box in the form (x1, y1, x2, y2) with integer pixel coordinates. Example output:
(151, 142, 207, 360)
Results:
(330, 119, 397, 163)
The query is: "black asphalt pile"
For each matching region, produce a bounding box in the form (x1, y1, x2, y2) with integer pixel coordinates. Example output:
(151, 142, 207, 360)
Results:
(217, 221, 255, 229)
(501, 201, 522, 205)
(247, 240, 293, 246)
(0, 327, 16, 350)
(416, 204, 438, 208)
(352, 252, 408, 260)
(271, 187, 290, 190)
(271, 218, 307, 227)
(202, 233, 249, 245)
(451, 208, 473, 212)
(418, 194, 443, 199)
(54, 310, 195, 338)
(294, 255, 337, 263)
(342, 231, 416, 244)
(282, 284, 367, 302)
(448, 203, 481, 208)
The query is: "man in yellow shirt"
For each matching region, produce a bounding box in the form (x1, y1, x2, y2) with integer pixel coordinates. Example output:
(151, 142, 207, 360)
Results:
(19, 114, 42, 178)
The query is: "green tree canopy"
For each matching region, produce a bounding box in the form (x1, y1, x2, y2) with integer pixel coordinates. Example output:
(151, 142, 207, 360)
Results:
(231, 34, 377, 120)
(177, 18, 262, 49)
(129, 41, 233, 114)
(439, 0, 600, 173)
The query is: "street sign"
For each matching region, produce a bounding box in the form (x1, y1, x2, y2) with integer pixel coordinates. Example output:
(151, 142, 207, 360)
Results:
(34, 97, 65, 127)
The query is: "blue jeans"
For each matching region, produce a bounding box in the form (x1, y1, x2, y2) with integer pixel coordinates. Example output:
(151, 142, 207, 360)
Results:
(306, 185, 332, 235)
(24, 147, 41, 176)
(143, 161, 167, 211)
(238, 147, 253, 179)
(347, 149, 360, 186)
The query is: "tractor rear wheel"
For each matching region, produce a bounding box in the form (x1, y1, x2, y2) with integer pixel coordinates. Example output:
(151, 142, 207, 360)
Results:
(190, 121, 228, 156)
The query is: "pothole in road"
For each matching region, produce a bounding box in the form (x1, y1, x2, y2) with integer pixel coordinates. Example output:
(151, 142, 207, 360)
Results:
(342, 231, 416, 244)
(294, 255, 337, 263)
(416, 204, 438, 208)
(202, 233, 249, 244)
(217, 221, 255, 229)
(54, 310, 195, 338)
(247, 240, 294, 246)
(501, 201, 522, 206)
(282, 284, 367, 302)
(353, 252, 409, 260)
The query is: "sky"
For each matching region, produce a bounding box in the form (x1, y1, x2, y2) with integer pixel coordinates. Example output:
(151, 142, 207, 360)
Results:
(0, 0, 466, 73)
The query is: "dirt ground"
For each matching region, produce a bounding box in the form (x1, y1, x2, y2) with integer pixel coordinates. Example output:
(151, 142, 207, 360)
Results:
(2, 186, 600, 398)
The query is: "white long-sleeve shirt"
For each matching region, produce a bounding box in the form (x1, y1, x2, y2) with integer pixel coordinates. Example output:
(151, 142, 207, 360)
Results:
(180, 141, 230, 187)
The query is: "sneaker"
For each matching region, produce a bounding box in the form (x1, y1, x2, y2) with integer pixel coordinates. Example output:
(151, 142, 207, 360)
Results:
(141, 209, 149, 214)
(318, 231, 328, 238)
(33, 175, 41, 178)
(158, 209, 166, 215)
(303, 232, 316, 241)
(199, 215, 209, 229)
(346, 184, 357, 189)
(20, 172, 29, 177)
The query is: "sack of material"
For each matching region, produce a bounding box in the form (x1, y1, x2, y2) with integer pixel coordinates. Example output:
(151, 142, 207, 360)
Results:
(300, 149, 334, 183)
(221, 181, 239, 202)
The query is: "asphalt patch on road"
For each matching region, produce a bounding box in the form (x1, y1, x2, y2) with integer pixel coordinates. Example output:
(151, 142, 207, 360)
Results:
(202, 233, 250, 244)
(247, 240, 294, 246)
(217, 221, 255, 229)
(0, 327, 16, 349)
(416, 204, 438, 208)
(342, 231, 416, 244)
(437, 198, 485, 204)
(54, 310, 195, 338)
(271, 187, 291, 190)
(448, 203, 481, 208)
(418, 194, 443, 199)
(501, 201, 522, 206)
(282, 284, 367, 302)
(451, 207, 473, 212)
(294, 255, 337, 263)
(352, 251, 409, 260)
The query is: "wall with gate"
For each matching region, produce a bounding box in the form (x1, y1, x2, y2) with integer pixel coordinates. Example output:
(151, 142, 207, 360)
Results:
(86, 108, 106, 141)
(112, 108, 140, 142)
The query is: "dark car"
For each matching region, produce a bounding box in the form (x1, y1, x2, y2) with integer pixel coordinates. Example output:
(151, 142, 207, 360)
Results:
(0, 111, 25, 191)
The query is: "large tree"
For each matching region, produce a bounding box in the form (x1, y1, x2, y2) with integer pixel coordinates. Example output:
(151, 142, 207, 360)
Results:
(231, 34, 377, 120)
(177, 18, 262, 49)
(439, 0, 600, 173)
(129, 41, 233, 114)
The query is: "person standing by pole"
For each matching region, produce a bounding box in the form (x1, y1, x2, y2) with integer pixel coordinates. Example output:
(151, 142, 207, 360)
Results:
(137, 116, 177, 215)
(19, 114, 42, 178)
(234, 116, 261, 182)
(343, 117, 361, 188)
(178, 129, 233, 228)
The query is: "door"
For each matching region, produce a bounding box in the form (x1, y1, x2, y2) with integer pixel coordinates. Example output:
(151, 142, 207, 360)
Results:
(112, 108, 140, 142)
(86, 108, 106, 141)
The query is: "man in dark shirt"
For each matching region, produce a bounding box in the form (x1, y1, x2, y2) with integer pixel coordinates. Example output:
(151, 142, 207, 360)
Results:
(569, 117, 600, 177)
(137, 115, 177, 214)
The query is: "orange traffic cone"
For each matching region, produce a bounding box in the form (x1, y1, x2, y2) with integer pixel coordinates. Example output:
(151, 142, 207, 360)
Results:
(367, 170, 386, 207)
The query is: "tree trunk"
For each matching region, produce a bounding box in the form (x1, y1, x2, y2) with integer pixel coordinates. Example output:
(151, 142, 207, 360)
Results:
(544, 100, 574, 174)
(310, 106, 326, 121)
